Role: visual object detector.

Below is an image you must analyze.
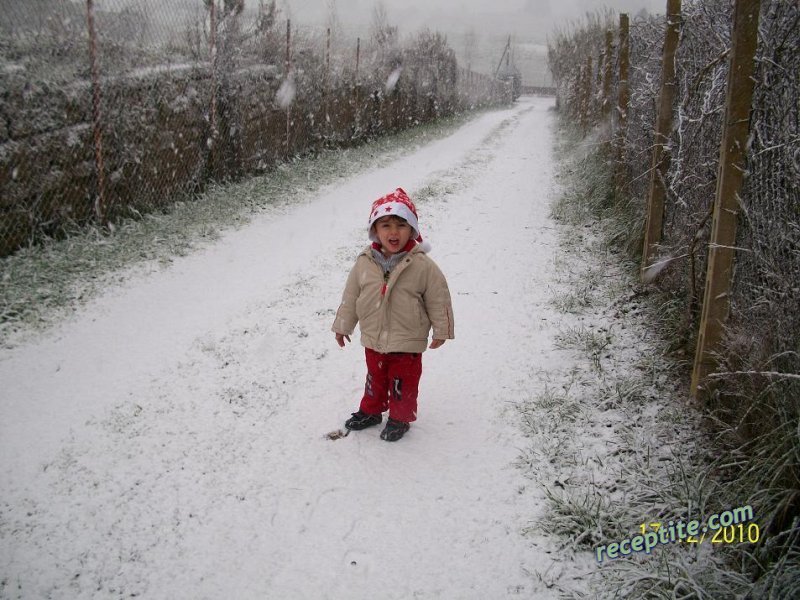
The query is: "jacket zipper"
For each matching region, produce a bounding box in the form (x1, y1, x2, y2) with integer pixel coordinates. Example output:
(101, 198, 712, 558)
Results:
(381, 270, 389, 296)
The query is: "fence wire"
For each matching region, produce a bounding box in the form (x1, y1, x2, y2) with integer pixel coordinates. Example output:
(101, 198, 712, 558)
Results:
(549, 0, 799, 388)
(629, 0, 800, 384)
(729, 0, 800, 378)
(548, 4, 799, 589)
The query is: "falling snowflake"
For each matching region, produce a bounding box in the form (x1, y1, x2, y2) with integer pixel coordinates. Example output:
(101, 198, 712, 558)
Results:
(276, 76, 296, 109)
(385, 67, 402, 93)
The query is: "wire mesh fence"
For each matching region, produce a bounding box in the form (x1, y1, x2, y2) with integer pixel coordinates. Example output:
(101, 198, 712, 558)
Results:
(547, 1, 799, 588)
(549, 0, 799, 388)
(0, 0, 510, 258)
(727, 0, 800, 384)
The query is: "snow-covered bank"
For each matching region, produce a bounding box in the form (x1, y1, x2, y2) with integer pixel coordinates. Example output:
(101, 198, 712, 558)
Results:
(2, 97, 570, 598)
(519, 126, 760, 598)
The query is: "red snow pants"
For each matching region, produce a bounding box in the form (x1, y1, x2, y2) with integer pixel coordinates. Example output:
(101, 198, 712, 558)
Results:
(359, 348, 422, 423)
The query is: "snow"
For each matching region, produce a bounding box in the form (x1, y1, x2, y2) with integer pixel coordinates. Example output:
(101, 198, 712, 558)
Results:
(641, 254, 674, 283)
(276, 75, 296, 109)
(129, 63, 196, 80)
(385, 67, 402, 93)
(1, 97, 571, 598)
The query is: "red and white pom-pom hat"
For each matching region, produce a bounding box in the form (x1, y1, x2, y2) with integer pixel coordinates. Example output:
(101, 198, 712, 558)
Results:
(368, 187, 431, 252)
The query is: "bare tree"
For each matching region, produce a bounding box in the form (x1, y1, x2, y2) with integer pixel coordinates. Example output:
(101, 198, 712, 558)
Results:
(370, 1, 399, 68)
(203, 0, 243, 17)
(257, 0, 278, 33)
(325, 0, 342, 46)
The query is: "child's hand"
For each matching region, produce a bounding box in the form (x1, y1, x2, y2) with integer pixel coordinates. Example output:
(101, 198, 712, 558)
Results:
(335, 333, 351, 347)
(429, 339, 446, 349)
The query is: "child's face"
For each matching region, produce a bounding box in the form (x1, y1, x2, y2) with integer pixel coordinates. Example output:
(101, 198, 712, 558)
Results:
(373, 216, 413, 255)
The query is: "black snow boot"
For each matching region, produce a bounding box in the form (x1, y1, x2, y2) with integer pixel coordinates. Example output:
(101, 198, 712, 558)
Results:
(345, 410, 382, 430)
(380, 418, 410, 442)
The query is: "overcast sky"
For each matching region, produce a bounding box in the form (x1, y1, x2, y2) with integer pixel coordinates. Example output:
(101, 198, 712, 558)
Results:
(278, 0, 667, 40)
(269, 0, 666, 84)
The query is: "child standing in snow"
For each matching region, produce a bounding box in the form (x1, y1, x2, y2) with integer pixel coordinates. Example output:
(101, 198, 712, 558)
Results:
(332, 188, 455, 441)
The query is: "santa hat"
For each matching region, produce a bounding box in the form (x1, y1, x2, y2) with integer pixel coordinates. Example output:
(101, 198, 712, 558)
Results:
(368, 187, 431, 252)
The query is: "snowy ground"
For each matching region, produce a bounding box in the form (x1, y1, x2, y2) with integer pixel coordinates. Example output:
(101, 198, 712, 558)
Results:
(0, 96, 617, 598)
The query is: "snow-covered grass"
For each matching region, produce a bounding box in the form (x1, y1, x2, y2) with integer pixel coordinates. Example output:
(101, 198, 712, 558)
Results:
(520, 119, 783, 598)
(0, 110, 481, 349)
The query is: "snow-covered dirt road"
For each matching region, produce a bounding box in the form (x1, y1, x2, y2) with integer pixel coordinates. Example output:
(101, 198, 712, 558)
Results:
(1, 97, 568, 598)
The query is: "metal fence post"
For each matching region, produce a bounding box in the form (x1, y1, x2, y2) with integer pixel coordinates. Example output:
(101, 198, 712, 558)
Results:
(325, 27, 331, 137)
(285, 18, 291, 153)
(354, 37, 360, 135)
(208, 0, 219, 177)
(209, 0, 218, 135)
(85, 0, 107, 224)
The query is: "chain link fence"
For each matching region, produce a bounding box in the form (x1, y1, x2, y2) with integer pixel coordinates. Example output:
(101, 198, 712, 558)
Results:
(548, 0, 799, 589)
(728, 1, 800, 391)
(624, 0, 799, 401)
(0, 0, 509, 258)
(550, 0, 799, 391)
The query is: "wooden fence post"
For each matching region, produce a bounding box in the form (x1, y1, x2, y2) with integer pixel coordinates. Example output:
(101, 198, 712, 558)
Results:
(691, 0, 760, 396)
(603, 29, 613, 117)
(641, 0, 681, 280)
(85, 0, 107, 224)
(615, 13, 630, 196)
(581, 55, 592, 131)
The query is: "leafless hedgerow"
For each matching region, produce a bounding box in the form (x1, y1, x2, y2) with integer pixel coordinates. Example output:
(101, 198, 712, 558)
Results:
(0, 0, 506, 258)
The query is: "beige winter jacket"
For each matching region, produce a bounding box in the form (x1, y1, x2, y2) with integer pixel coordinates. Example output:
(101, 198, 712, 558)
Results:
(332, 245, 455, 353)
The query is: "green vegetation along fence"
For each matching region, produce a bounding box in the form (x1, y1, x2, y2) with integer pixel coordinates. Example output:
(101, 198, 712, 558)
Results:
(548, 0, 798, 593)
(0, 0, 511, 258)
